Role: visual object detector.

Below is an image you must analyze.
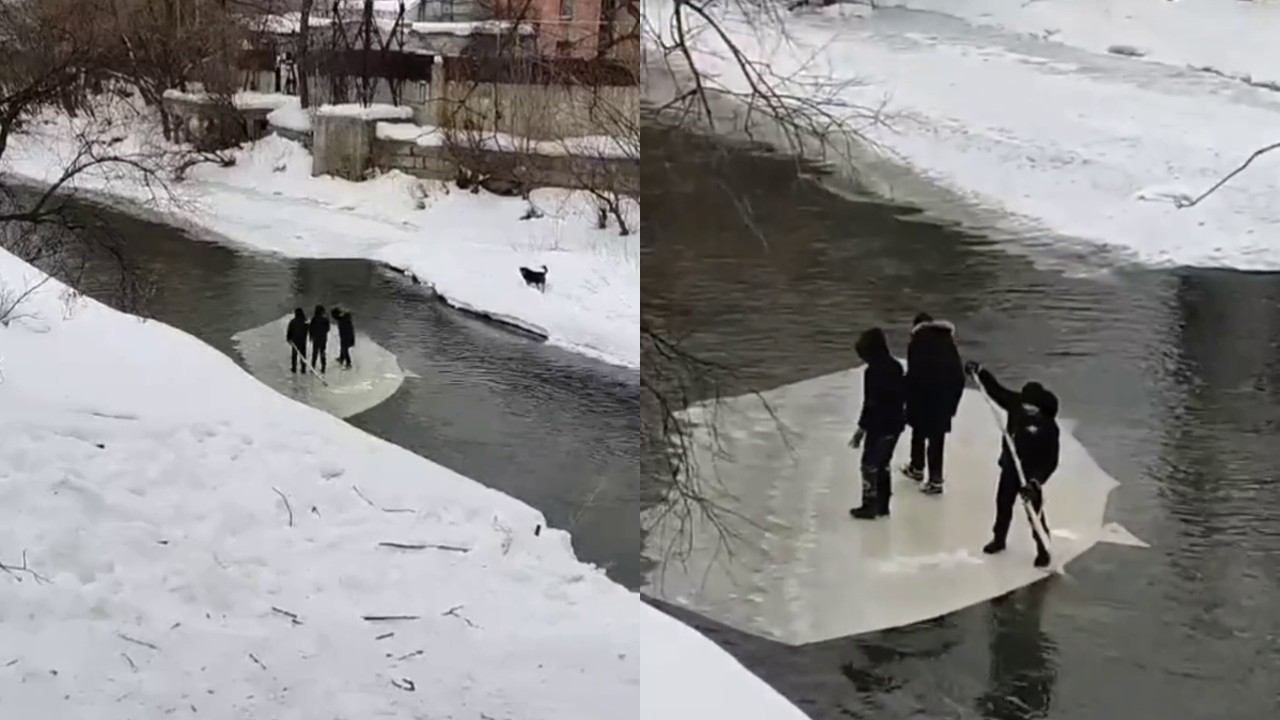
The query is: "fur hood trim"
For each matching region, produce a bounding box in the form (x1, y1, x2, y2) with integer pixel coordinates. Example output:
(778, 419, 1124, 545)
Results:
(911, 319, 956, 336)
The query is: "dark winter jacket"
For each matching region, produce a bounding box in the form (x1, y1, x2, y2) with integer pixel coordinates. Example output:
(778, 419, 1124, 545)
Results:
(975, 368, 1061, 484)
(334, 311, 355, 348)
(309, 308, 331, 346)
(856, 328, 907, 436)
(906, 318, 966, 433)
(286, 311, 309, 351)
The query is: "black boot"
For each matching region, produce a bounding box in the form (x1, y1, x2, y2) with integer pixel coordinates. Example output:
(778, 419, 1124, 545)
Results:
(851, 472, 879, 520)
(850, 504, 879, 520)
(983, 539, 1006, 555)
(1034, 547, 1051, 568)
(876, 468, 892, 517)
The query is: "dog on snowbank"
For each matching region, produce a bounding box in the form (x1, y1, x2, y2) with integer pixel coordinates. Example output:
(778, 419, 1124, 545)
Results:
(520, 265, 548, 292)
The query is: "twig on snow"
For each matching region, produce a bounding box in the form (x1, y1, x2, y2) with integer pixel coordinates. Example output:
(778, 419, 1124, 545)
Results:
(377, 542, 470, 553)
(116, 632, 159, 651)
(121, 653, 137, 672)
(272, 487, 294, 527)
(390, 677, 416, 692)
(361, 615, 420, 622)
(1177, 140, 1280, 208)
(352, 485, 415, 513)
(375, 632, 395, 641)
(4, 658, 18, 667)
(442, 605, 479, 629)
(248, 653, 267, 671)
(0, 550, 49, 584)
(271, 606, 302, 625)
(395, 649, 424, 661)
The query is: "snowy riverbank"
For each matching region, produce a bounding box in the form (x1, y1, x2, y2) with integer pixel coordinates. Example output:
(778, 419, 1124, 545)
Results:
(2, 99, 638, 367)
(0, 248, 805, 719)
(884, 0, 1280, 89)
(647, 0, 1280, 270)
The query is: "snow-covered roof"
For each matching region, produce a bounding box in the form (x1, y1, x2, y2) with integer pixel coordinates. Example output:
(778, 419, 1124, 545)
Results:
(410, 20, 536, 37)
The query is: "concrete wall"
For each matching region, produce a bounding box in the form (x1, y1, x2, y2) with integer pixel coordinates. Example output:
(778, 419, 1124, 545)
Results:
(440, 81, 637, 139)
(163, 96, 274, 150)
(311, 114, 378, 180)
(371, 135, 638, 193)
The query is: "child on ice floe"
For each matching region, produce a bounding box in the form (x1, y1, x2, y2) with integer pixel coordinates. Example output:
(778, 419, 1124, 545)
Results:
(965, 360, 1061, 569)
(848, 327, 907, 520)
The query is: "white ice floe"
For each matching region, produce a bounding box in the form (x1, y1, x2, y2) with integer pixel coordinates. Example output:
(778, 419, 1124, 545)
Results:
(0, 248, 805, 719)
(642, 366, 1145, 646)
(231, 315, 408, 419)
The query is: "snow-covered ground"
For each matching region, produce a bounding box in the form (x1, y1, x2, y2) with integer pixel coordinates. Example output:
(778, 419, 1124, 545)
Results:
(647, 0, 1280, 270)
(0, 248, 806, 719)
(2, 97, 638, 367)
(884, 0, 1280, 88)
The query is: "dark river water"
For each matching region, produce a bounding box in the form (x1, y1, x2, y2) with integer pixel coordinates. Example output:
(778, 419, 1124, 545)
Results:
(642, 124, 1280, 719)
(20, 203, 641, 587)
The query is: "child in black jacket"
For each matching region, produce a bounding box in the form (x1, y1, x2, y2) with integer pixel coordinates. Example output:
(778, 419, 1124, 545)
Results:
(849, 327, 907, 520)
(966, 360, 1061, 568)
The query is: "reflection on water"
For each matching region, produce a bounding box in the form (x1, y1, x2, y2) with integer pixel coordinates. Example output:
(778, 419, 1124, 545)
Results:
(978, 583, 1056, 720)
(17, 201, 641, 587)
(643, 123, 1280, 718)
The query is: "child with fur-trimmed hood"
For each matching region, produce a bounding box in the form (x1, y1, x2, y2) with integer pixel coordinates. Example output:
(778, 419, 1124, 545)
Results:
(903, 312, 966, 494)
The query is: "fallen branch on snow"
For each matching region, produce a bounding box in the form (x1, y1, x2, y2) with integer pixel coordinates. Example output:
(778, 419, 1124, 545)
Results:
(272, 487, 294, 527)
(443, 604, 479, 629)
(271, 606, 303, 625)
(377, 541, 470, 553)
(352, 485, 415, 513)
(1177, 141, 1280, 209)
(0, 550, 49, 584)
(116, 632, 159, 651)
(361, 615, 420, 622)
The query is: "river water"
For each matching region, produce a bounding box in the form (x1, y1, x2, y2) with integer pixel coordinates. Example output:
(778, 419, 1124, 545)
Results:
(26, 203, 641, 587)
(642, 124, 1280, 718)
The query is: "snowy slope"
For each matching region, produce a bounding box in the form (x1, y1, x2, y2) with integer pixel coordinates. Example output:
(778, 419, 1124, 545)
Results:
(648, 0, 1280, 270)
(0, 248, 805, 720)
(2, 101, 638, 368)
(885, 0, 1280, 88)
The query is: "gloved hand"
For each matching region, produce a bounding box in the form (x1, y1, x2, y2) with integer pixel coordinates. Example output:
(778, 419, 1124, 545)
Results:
(848, 428, 866, 449)
(1019, 479, 1042, 503)
(964, 360, 982, 376)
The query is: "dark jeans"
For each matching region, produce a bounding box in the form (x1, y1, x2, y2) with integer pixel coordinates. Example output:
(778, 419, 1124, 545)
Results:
(860, 432, 901, 509)
(311, 342, 327, 374)
(338, 343, 352, 369)
(993, 467, 1050, 553)
(909, 429, 946, 481)
(290, 346, 305, 373)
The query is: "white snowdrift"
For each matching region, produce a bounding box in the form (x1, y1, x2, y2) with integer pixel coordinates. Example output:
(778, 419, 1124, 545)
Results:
(315, 103, 414, 121)
(2, 98, 638, 367)
(161, 89, 297, 111)
(0, 249, 805, 720)
(647, 0, 1280, 270)
(373, 120, 637, 159)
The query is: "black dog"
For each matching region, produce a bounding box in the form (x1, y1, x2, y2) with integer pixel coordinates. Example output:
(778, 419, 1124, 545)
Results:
(519, 265, 548, 292)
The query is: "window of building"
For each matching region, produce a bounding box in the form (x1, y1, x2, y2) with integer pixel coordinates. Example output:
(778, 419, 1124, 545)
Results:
(560, 0, 575, 20)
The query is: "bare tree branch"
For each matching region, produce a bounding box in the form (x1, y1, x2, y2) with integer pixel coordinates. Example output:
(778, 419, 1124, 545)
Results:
(1175, 140, 1280, 209)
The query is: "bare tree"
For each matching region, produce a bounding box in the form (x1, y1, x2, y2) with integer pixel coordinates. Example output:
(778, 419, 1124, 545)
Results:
(0, 0, 189, 312)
